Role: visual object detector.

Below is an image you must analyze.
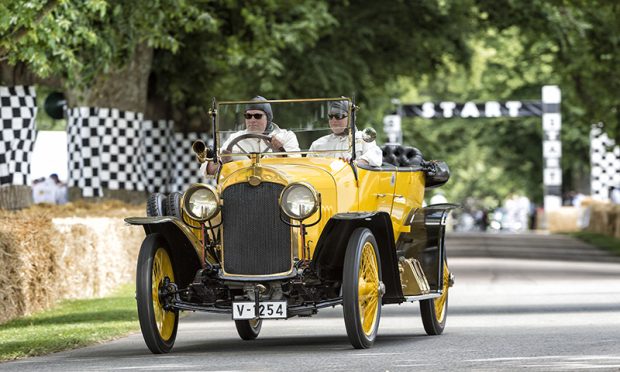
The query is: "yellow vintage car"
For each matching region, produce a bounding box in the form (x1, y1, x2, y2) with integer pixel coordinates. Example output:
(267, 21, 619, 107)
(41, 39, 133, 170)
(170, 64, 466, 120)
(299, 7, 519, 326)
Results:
(125, 97, 455, 353)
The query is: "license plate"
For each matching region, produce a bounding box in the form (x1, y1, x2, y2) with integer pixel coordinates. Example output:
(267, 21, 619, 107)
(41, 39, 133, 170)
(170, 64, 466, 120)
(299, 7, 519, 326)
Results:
(232, 301, 287, 320)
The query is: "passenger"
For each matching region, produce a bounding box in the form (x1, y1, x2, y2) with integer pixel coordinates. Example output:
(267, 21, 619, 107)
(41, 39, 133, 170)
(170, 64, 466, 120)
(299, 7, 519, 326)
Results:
(203, 96, 300, 175)
(308, 99, 382, 166)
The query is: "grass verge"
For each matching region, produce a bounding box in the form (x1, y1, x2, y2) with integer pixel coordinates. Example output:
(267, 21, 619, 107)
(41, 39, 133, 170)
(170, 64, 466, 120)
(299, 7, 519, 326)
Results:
(0, 284, 138, 362)
(570, 231, 620, 256)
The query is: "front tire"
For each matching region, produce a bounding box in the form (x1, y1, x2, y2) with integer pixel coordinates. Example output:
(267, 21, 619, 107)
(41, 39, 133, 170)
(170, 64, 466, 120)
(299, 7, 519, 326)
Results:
(234, 319, 262, 340)
(342, 228, 382, 349)
(420, 261, 449, 335)
(136, 234, 179, 353)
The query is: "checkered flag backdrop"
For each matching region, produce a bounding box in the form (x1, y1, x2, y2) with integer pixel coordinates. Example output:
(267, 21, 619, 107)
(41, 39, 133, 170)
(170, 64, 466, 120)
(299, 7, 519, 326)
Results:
(67, 107, 104, 197)
(169, 132, 211, 193)
(0, 86, 37, 186)
(98, 108, 144, 192)
(590, 124, 620, 200)
(141, 120, 174, 194)
(67, 107, 144, 197)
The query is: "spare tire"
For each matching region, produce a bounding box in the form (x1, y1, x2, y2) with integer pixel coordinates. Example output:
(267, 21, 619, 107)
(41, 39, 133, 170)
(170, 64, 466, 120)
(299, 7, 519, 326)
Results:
(166, 192, 183, 219)
(146, 193, 167, 217)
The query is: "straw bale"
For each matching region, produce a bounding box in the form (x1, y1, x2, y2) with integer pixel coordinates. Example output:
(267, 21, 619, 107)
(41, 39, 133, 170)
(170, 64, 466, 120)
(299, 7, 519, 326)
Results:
(583, 202, 620, 239)
(611, 205, 620, 239)
(52, 217, 144, 299)
(0, 213, 59, 323)
(546, 207, 580, 233)
(0, 201, 144, 324)
(587, 203, 612, 235)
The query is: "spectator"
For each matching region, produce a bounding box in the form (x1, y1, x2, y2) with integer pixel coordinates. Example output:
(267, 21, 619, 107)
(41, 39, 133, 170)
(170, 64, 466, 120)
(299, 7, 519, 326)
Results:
(610, 186, 620, 205)
(430, 190, 448, 205)
(32, 177, 56, 204)
(50, 173, 68, 204)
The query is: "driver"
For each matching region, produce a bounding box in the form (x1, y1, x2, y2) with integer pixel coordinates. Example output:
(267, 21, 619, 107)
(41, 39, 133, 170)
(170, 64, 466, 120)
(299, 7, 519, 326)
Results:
(203, 96, 300, 175)
(308, 99, 382, 166)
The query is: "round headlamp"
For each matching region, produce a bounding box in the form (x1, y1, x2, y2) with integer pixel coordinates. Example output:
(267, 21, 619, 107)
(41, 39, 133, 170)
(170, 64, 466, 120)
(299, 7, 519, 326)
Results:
(280, 182, 319, 221)
(182, 184, 220, 222)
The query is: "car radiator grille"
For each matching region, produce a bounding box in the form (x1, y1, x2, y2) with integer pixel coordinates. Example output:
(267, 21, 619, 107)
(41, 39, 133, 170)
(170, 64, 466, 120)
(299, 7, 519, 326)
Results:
(222, 182, 292, 275)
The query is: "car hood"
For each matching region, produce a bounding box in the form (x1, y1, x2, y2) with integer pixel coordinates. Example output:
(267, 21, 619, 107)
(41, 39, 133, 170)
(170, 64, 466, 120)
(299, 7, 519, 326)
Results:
(218, 157, 357, 211)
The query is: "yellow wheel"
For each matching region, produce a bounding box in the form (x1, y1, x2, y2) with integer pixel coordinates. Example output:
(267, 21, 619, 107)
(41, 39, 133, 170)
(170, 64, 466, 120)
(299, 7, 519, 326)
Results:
(343, 228, 382, 349)
(136, 234, 179, 353)
(420, 261, 450, 335)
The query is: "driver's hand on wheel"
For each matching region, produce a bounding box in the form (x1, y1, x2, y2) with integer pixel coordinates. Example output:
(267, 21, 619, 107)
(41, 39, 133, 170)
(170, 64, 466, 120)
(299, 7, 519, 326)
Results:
(220, 149, 233, 164)
(270, 136, 285, 152)
(205, 161, 220, 175)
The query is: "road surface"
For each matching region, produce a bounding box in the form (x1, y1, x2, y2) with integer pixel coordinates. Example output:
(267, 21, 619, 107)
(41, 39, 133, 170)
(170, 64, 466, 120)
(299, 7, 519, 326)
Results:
(2, 232, 620, 371)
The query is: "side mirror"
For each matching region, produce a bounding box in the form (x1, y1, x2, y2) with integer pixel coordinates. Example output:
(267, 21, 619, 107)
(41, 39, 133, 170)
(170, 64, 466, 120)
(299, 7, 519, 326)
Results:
(192, 140, 214, 163)
(361, 127, 377, 143)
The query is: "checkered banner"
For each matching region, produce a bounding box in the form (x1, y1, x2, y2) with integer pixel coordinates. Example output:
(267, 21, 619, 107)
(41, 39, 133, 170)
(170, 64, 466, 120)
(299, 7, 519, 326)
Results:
(169, 131, 210, 193)
(140, 120, 210, 193)
(0, 86, 38, 186)
(141, 120, 175, 194)
(590, 124, 620, 200)
(67, 107, 144, 197)
(68, 110, 210, 197)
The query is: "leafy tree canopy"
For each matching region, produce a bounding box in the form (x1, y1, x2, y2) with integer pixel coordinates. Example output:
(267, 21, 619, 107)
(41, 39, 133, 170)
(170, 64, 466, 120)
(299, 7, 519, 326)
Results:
(1, 0, 618, 206)
(0, 0, 214, 88)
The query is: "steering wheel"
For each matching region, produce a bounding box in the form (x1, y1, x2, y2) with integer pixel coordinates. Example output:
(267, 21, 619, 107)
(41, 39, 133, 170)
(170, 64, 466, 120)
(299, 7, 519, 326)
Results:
(225, 133, 278, 154)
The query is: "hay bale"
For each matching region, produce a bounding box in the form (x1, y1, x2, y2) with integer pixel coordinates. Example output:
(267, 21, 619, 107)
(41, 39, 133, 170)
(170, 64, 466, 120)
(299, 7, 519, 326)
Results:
(587, 203, 612, 235)
(52, 217, 144, 299)
(0, 213, 59, 323)
(0, 185, 33, 210)
(546, 207, 580, 233)
(611, 205, 620, 239)
(0, 201, 144, 324)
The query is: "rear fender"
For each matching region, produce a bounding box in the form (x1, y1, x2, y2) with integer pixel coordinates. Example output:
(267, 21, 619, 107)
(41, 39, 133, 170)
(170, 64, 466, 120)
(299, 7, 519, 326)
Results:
(396, 203, 459, 291)
(311, 212, 404, 303)
(125, 217, 205, 289)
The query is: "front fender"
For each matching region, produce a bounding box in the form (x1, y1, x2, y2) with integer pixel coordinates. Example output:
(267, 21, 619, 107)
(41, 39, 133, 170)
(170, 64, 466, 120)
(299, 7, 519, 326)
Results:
(310, 212, 404, 304)
(125, 216, 205, 289)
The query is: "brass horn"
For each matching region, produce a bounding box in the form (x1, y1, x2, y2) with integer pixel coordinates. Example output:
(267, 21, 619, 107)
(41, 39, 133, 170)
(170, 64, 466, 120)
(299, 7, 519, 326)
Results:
(192, 140, 212, 163)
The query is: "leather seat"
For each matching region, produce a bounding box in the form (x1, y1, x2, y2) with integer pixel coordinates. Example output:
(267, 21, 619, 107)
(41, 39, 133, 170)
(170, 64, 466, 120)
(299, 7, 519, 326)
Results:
(382, 145, 424, 167)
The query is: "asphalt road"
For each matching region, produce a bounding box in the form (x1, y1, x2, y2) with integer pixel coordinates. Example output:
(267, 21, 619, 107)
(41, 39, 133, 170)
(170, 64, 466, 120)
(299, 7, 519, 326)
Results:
(2, 231, 620, 371)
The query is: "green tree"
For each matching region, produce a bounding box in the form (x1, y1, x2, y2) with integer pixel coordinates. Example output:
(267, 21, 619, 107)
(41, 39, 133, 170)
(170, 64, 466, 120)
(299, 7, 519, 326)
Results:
(478, 0, 620, 142)
(1, 0, 214, 112)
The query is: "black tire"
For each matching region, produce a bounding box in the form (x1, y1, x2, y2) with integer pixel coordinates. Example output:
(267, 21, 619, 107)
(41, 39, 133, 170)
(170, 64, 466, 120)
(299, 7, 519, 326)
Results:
(146, 193, 167, 217)
(136, 234, 179, 353)
(342, 228, 382, 349)
(166, 191, 183, 219)
(234, 319, 262, 340)
(420, 261, 449, 335)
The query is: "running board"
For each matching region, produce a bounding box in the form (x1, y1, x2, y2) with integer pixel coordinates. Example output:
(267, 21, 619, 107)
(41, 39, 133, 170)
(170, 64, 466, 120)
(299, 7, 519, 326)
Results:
(404, 292, 443, 302)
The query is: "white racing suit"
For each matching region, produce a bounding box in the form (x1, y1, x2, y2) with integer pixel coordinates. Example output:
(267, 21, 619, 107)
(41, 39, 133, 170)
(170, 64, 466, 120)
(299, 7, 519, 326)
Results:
(308, 132, 382, 167)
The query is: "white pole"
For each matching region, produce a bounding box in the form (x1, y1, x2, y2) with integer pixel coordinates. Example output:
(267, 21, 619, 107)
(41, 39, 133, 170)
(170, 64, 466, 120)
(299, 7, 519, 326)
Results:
(542, 85, 562, 211)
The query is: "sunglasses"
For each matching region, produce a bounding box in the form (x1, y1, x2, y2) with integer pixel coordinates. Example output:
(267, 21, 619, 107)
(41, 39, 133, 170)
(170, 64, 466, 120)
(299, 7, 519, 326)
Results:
(244, 113, 264, 120)
(328, 113, 348, 120)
